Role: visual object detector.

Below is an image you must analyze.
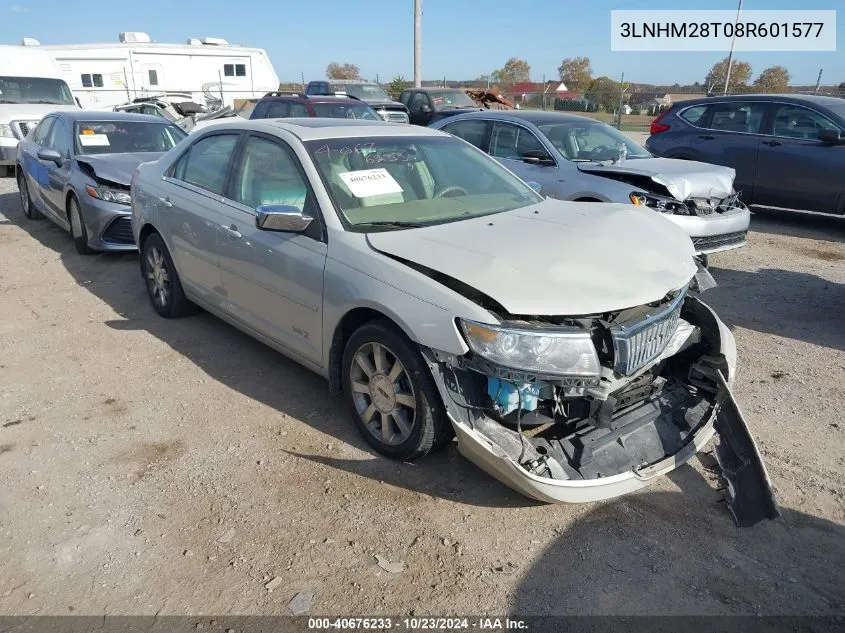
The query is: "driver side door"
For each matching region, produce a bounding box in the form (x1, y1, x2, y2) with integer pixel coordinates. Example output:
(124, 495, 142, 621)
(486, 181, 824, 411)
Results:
(41, 117, 73, 218)
(408, 92, 433, 126)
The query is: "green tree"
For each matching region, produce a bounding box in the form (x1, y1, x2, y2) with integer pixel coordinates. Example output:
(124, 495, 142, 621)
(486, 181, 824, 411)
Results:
(753, 66, 791, 93)
(326, 62, 361, 80)
(492, 58, 531, 88)
(385, 75, 411, 100)
(557, 57, 592, 93)
(585, 76, 621, 112)
(704, 56, 752, 93)
(839, 81, 845, 94)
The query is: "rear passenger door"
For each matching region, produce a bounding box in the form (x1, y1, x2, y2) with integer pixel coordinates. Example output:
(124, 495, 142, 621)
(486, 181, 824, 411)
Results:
(159, 132, 241, 306)
(215, 133, 327, 364)
(753, 103, 845, 213)
(688, 101, 769, 202)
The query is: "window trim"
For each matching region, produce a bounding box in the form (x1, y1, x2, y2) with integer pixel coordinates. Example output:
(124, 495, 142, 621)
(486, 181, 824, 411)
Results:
(223, 131, 327, 243)
(164, 131, 243, 200)
(675, 100, 770, 137)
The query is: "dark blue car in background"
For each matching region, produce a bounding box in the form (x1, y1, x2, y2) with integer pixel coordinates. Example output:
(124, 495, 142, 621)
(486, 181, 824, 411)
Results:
(645, 94, 845, 215)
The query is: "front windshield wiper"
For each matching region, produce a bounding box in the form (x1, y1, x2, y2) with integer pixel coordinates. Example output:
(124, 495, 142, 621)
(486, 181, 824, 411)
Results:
(355, 220, 428, 229)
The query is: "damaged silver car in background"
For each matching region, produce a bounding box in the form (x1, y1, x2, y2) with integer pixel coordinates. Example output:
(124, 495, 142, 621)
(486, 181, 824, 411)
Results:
(431, 110, 751, 261)
(130, 120, 777, 526)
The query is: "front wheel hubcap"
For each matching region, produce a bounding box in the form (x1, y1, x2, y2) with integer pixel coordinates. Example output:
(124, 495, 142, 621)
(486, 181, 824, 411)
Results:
(350, 342, 416, 446)
(145, 246, 170, 308)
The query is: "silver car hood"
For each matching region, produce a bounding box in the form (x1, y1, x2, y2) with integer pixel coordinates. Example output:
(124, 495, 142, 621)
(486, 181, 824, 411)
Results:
(75, 152, 166, 187)
(366, 200, 696, 316)
(577, 157, 735, 200)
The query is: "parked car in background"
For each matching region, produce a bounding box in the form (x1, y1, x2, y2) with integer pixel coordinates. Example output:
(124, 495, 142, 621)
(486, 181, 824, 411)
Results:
(0, 44, 79, 176)
(646, 94, 845, 215)
(305, 80, 409, 123)
(249, 92, 382, 121)
(129, 118, 777, 524)
(431, 110, 751, 257)
(16, 111, 186, 253)
(398, 87, 482, 126)
(114, 95, 239, 133)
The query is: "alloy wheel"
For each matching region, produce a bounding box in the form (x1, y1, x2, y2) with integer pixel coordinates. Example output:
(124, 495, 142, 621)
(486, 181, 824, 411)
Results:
(145, 246, 171, 309)
(349, 342, 416, 446)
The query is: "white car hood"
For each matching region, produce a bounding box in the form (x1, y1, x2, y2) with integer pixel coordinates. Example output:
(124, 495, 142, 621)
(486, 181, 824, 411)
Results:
(0, 103, 79, 123)
(577, 157, 735, 200)
(366, 200, 696, 316)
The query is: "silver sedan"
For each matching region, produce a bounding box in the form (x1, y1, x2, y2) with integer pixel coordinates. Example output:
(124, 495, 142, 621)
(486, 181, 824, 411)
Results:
(16, 111, 186, 254)
(129, 118, 776, 524)
(430, 110, 751, 258)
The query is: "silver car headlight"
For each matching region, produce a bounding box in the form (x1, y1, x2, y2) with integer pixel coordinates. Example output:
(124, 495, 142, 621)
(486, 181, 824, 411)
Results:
(0, 123, 15, 138)
(86, 185, 131, 205)
(460, 320, 601, 377)
(630, 191, 690, 215)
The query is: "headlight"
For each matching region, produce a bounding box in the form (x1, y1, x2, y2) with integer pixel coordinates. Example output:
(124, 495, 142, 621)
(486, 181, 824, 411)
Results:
(460, 320, 601, 377)
(630, 191, 690, 214)
(0, 124, 14, 138)
(86, 185, 131, 205)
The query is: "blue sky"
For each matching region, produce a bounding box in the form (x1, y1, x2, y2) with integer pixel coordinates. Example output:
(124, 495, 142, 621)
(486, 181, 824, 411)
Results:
(1, 0, 842, 86)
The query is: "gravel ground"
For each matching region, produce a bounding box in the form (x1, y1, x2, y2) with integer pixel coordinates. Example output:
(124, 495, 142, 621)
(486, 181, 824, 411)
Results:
(0, 172, 843, 618)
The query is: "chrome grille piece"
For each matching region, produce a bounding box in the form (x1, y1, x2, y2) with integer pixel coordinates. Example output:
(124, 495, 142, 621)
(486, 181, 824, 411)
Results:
(611, 289, 686, 376)
(381, 111, 409, 123)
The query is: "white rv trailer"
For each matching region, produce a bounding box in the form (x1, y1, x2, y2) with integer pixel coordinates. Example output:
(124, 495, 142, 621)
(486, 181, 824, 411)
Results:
(30, 32, 279, 110)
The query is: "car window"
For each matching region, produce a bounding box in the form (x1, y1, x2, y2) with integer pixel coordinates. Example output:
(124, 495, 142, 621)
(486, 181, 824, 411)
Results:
(47, 118, 70, 158)
(264, 101, 309, 118)
(32, 117, 54, 145)
(140, 105, 163, 117)
(707, 102, 766, 134)
(771, 104, 841, 140)
(310, 102, 381, 120)
(409, 92, 429, 112)
(75, 120, 186, 155)
(680, 105, 708, 126)
(441, 119, 487, 150)
(399, 92, 411, 105)
(489, 122, 544, 160)
(538, 121, 650, 161)
(251, 102, 269, 119)
(171, 133, 239, 195)
(232, 135, 314, 212)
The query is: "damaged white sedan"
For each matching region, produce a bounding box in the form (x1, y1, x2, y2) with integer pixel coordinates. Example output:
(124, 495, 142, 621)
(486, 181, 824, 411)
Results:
(131, 119, 777, 526)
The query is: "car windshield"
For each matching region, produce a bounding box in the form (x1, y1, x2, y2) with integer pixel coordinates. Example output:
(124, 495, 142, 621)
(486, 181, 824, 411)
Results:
(334, 83, 390, 101)
(74, 120, 187, 155)
(306, 136, 541, 231)
(429, 90, 476, 108)
(311, 102, 381, 120)
(0, 76, 75, 105)
(538, 121, 651, 162)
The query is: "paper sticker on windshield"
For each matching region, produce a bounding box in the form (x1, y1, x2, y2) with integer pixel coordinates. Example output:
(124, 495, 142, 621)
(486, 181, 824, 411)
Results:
(78, 133, 110, 147)
(339, 168, 403, 198)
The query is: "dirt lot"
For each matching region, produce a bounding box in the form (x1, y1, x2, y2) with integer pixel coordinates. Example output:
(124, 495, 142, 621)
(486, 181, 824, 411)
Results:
(0, 174, 843, 618)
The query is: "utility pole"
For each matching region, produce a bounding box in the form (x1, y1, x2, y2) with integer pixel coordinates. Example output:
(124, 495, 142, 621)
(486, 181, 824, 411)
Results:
(413, 0, 422, 87)
(616, 72, 625, 128)
(814, 68, 823, 93)
(723, 0, 743, 94)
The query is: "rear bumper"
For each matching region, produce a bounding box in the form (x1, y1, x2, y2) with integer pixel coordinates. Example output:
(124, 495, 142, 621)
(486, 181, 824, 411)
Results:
(664, 206, 751, 255)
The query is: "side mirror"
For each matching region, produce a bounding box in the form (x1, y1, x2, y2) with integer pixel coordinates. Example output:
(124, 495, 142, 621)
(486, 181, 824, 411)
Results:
(526, 181, 542, 193)
(37, 148, 63, 165)
(256, 204, 314, 233)
(818, 128, 843, 145)
(522, 150, 555, 166)
(420, 104, 432, 113)
(75, 97, 82, 108)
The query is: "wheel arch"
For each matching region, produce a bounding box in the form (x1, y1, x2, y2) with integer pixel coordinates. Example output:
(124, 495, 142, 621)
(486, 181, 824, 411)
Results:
(137, 222, 160, 250)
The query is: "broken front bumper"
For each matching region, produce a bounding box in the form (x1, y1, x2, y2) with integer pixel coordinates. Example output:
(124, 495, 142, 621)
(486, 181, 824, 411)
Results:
(664, 205, 751, 255)
(425, 298, 778, 526)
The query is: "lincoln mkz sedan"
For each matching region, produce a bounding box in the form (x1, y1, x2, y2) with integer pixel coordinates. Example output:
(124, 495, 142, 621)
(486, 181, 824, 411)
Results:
(130, 118, 778, 525)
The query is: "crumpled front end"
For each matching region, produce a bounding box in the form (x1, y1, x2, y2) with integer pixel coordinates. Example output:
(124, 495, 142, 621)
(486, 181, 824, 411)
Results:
(423, 292, 778, 526)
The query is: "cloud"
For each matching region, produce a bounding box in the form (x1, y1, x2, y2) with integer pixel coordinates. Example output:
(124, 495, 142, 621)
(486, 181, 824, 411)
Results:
(9, 4, 30, 12)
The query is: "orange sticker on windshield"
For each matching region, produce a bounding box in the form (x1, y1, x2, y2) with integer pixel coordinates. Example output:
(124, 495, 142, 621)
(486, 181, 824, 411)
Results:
(81, 129, 95, 135)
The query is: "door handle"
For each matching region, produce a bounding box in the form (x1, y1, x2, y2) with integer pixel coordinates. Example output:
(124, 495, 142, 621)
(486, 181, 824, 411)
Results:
(762, 140, 782, 147)
(220, 223, 242, 239)
(158, 196, 172, 208)
(698, 134, 715, 140)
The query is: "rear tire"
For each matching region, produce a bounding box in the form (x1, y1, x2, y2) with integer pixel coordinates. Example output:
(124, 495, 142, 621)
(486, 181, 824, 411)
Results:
(17, 170, 41, 220)
(68, 196, 95, 255)
(342, 319, 453, 461)
(140, 232, 196, 318)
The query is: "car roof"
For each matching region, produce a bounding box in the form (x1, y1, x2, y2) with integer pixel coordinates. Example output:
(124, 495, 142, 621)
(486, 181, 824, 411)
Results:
(672, 93, 845, 110)
(54, 110, 175, 124)
(403, 87, 466, 93)
(258, 94, 364, 105)
(435, 109, 603, 125)
(197, 117, 447, 141)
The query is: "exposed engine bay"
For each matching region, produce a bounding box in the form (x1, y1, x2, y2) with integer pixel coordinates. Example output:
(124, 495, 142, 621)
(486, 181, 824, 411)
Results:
(422, 292, 779, 526)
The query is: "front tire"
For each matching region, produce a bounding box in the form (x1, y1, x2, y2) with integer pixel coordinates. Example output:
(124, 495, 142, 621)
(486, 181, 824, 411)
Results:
(140, 232, 196, 318)
(342, 319, 453, 461)
(68, 196, 95, 255)
(17, 170, 41, 220)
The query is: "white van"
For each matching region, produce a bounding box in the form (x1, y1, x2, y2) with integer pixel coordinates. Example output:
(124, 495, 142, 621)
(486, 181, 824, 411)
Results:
(0, 44, 79, 174)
